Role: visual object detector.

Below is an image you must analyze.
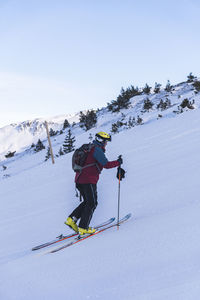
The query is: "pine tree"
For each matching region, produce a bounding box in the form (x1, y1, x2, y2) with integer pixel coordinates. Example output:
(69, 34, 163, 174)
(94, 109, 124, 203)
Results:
(127, 116, 135, 128)
(111, 120, 125, 134)
(136, 115, 143, 125)
(154, 82, 162, 93)
(143, 83, 151, 94)
(58, 147, 64, 156)
(49, 128, 57, 137)
(187, 72, 197, 83)
(157, 98, 171, 111)
(79, 111, 86, 125)
(143, 98, 153, 111)
(45, 147, 51, 161)
(193, 80, 200, 93)
(107, 85, 141, 113)
(111, 123, 119, 133)
(180, 98, 194, 109)
(79, 110, 97, 131)
(63, 119, 70, 130)
(165, 80, 173, 92)
(63, 129, 76, 154)
(35, 139, 45, 152)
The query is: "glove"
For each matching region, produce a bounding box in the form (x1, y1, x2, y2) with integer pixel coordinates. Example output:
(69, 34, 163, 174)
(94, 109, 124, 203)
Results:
(117, 156, 123, 165)
(117, 167, 125, 181)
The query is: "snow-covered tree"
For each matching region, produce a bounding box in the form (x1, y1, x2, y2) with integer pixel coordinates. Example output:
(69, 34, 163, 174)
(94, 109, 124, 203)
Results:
(180, 98, 194, 109)
(142, 83, 151, 95)
(187, 72, 197, 83)
(34, 139, 45, 152)
(154, 82, 162, 94)
(143, 98, 153, 111)
(136, 115, 143, 125)
(165, 80, 173, 92)
(193, 80, 200, 93)
(45, 147, 51, 161)
(157, 98, 171, 111)
(63, 129, 76, 153)
(127, 116, 136, 128)
(49, 128, 57, 137)
(63, 119, 70, 130)
(111, 121, 125, 134)
(58, 147, 64, 156)
(107, 86, 141, 113)
(79, 110, 97, 131)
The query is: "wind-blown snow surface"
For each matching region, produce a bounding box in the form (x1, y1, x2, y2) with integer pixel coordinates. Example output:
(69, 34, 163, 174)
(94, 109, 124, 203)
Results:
(1, 109, 200, 299)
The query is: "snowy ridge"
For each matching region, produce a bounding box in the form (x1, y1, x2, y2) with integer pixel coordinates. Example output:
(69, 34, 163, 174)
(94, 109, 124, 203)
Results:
(0, 80, 199, 163)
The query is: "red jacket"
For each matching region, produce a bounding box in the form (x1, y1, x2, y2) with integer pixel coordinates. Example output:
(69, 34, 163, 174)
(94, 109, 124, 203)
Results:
(75, 141, 119, 184)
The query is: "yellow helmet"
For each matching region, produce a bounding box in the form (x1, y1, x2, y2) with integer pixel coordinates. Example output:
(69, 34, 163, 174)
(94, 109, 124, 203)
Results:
(95, 131, 112, 142)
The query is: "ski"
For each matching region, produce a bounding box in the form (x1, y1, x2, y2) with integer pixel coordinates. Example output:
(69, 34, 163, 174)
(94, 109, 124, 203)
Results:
(49, 213, 131, 254)
(32, 217, 115, 251)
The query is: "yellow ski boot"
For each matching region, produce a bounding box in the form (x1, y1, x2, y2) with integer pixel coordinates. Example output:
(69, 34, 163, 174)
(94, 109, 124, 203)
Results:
(65, 217, 78, 233)
(78, 227, 96, 236)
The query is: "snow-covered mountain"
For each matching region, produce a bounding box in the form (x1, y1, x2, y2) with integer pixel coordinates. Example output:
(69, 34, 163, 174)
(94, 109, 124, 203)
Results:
(0, 112, 81, 160)
(1, 79, 200, 299)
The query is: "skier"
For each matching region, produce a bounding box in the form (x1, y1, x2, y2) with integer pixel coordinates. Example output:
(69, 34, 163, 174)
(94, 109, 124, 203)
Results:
(65, 131, 122, 235)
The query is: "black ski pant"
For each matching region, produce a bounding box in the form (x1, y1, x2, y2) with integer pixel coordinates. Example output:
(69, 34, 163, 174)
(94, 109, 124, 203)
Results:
(69, 183, 98, 229)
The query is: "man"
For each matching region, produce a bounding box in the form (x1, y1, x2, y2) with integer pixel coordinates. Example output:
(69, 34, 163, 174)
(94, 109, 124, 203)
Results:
(65, 131, 122, 235)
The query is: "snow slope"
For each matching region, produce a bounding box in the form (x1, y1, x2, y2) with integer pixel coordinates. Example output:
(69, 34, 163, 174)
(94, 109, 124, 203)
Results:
(1, 106, 200, 299)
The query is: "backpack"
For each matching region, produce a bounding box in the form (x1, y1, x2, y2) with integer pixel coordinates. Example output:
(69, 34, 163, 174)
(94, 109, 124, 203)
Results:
(72, 143, 95, 172)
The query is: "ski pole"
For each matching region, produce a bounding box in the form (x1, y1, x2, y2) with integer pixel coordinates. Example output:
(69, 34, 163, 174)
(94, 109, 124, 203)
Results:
(117, 155, 122, 230)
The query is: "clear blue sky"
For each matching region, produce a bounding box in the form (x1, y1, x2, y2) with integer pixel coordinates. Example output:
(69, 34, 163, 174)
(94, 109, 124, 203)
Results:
(0, 0, 200, 126)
